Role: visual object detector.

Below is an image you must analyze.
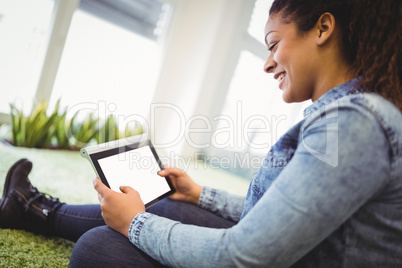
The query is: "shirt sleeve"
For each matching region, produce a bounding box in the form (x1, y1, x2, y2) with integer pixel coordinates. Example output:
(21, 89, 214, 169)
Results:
(197, 186, 245, 222)
(128, 103, 392, 267)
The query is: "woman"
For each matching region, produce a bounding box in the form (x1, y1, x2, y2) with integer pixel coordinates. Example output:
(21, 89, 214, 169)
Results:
(1, 0, 401, 267)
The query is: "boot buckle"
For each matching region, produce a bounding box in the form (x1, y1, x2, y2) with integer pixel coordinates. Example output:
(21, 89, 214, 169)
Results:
(42, 209, 49, 216)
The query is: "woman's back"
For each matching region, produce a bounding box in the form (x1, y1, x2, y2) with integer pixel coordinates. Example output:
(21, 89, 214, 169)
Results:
(291, 91, 402, 267)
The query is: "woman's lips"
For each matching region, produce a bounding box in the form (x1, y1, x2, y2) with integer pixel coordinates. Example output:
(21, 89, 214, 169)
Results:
(277, 72, 286, 89)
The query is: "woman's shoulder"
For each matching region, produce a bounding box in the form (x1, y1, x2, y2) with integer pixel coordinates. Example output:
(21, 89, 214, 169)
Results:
(345, 93, 402, 157)
(303, 92, 402, 158)
(339, 93, 401, 135)
(305, 91, 401, 127)
(345, 92, 402, 120)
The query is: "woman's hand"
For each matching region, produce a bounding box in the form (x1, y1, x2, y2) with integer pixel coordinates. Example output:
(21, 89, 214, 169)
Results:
(158, 166, 202, 205)
(93, 178, 145, 238)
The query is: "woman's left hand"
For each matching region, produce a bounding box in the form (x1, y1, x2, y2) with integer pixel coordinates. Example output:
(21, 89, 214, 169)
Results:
(93, 178, 145, 238)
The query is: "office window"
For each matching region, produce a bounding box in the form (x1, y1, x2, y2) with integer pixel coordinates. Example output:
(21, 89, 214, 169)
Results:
(218, 50, 304, 155)
(48, 0, 171, 125)
(0, 0, 55, 114)
(247, 0, 273, 45)
(208, 0, 310, 179)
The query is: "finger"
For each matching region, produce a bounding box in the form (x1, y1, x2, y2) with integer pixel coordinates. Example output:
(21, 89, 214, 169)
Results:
(120, 186, 144, 204)
(157, 170, 167, 176)
(93, 177, 109, 196)
(119, 185, 135, 194)
(158, 167, 184, 176)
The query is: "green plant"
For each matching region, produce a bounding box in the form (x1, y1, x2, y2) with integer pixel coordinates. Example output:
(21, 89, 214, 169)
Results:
(96, 116, 144, 144)
(8, 100, 144, 150)
(9, 100, 97, 150)
(10, 100, 60, 148)
(122, 121, 144, 138)
(69, 113, 99, 149)
(53, 106, 79, 150)
(96, 115, 119, 144)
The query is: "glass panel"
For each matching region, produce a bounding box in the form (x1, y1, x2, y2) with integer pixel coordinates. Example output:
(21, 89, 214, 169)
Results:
(48, 5, 170, 127)
(217, 50, 308, 155)
(247, 0, 274, 44)
(210, 50, 310, 179)
(79, 0, 169, 41)
(0, 0, 55, 114)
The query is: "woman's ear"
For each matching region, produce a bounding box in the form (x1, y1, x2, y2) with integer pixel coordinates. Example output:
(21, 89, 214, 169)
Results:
(315, 12, 336, 46)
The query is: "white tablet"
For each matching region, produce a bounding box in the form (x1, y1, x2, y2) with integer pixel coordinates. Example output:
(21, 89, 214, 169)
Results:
(80, 134, 175, 208)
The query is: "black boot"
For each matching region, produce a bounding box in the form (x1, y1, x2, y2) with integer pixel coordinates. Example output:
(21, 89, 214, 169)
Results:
(0, 158, 64, 235)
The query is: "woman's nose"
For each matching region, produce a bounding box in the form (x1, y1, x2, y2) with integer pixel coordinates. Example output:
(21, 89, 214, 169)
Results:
(263, 53, 276, 73)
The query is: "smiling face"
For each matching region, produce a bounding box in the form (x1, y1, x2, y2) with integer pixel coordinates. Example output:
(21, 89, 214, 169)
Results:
(264, 14, 321, 103)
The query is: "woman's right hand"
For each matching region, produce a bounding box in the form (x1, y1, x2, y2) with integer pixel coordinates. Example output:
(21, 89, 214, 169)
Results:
(157, 166, 202, 205)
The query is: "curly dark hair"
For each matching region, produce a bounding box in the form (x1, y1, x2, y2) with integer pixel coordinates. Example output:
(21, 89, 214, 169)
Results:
(269, 0, 402, 111)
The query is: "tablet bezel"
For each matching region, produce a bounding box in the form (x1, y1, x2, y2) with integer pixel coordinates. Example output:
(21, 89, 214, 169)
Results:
(88, 140, 175, 208)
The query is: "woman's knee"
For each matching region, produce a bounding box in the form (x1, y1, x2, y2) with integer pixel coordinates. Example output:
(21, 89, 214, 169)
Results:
(69, 226, 163, 268)
(69, 226, 112, 267)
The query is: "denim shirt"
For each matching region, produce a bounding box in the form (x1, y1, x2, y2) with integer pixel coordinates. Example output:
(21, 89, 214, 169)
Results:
(129, 78, 402, 267)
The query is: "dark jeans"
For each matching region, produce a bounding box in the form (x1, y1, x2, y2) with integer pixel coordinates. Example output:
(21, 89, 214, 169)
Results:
(51, 199, 235, 267)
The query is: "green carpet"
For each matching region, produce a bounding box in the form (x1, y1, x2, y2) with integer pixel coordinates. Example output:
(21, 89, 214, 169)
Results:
(0, 229, 74, 268)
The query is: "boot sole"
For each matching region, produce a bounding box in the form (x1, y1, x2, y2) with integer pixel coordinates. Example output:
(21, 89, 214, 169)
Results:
(1, 158, 29, 202)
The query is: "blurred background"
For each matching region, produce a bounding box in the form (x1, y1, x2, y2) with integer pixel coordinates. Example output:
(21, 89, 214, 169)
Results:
(0, 0, 310, 187)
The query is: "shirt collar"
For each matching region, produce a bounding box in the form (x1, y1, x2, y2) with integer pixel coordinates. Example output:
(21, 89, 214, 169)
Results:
(303, 78, 362, 118)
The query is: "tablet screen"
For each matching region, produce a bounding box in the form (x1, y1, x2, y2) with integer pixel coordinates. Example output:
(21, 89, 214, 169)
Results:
(89, 141, 175, 208)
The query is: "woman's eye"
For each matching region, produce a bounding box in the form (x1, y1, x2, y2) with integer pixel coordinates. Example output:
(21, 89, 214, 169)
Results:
(268, 42, 278, 52)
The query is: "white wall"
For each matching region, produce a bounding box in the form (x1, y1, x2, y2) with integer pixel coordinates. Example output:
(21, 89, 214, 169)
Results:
(149, 0, 256, 157)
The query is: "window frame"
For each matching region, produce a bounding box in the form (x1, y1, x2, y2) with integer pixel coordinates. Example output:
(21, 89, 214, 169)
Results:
(0, 0, 77, 124)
